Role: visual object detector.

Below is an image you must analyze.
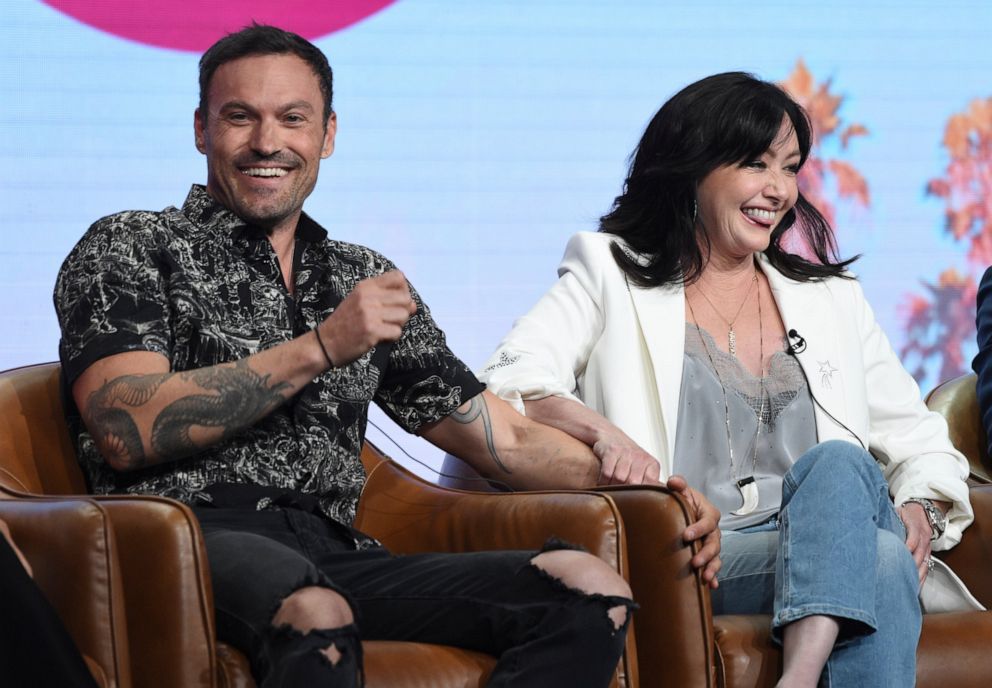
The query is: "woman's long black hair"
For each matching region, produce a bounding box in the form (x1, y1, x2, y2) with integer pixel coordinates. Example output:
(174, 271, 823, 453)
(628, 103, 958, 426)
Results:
(600, 72, 857, 287)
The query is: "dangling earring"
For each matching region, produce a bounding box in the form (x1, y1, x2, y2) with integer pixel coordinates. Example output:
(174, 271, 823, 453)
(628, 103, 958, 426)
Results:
(692, 199, 698, 224)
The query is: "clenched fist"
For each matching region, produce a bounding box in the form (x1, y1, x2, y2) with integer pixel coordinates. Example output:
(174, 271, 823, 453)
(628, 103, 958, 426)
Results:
(317, 270, 417, 367)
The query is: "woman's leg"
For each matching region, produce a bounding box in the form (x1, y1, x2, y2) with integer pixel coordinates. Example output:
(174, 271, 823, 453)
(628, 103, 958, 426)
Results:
(774, 440, 921, 687)
(712, 526, 778, 615)
(817, 528, 919, 687)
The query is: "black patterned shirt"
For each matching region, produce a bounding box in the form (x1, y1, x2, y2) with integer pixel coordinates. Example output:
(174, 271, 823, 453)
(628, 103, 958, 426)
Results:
(54, 185, 483, 539)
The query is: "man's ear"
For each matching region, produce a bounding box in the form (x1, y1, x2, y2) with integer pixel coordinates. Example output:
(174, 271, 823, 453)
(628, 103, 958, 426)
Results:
(194, 108, 206, 154)
(321, 112, 337, 159)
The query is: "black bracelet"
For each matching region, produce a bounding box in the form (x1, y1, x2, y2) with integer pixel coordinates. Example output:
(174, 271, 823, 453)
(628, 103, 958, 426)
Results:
(313, 328, 335, 368)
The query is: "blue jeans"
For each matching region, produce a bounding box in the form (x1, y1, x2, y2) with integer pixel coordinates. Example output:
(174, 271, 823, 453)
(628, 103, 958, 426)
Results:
(711, 441, 922, 687)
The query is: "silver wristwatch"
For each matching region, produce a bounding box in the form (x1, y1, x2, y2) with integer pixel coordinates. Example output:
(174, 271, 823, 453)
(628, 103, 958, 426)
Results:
(903, 498, 947, 542)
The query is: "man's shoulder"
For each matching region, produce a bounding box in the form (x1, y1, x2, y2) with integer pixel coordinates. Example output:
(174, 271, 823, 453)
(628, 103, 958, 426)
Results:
(321, 237, 397, 276)
(75, 206, 184, 256)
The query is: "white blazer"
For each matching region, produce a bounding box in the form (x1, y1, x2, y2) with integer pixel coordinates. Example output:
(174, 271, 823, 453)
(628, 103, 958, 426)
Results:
(482, 231, 974, 551)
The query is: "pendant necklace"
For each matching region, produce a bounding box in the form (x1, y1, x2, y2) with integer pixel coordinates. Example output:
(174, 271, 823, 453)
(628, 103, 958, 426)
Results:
(694, 273, 758, 357)
(686, 280, 766, 516)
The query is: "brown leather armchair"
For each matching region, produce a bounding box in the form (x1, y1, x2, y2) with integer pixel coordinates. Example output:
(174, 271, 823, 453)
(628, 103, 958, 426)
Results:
(0, 362, 647, 687)
(925, 372, 991, 484)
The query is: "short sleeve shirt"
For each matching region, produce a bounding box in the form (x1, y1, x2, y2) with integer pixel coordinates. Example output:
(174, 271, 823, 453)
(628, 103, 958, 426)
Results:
(54, 185, 484, 538)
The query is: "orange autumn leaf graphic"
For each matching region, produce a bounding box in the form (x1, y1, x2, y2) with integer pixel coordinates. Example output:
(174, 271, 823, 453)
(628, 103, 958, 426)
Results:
(926, 97, 992, 264)
(900, 270, 977, 383)
(903, 96, 992, 383)
(778, 60, 870, 255)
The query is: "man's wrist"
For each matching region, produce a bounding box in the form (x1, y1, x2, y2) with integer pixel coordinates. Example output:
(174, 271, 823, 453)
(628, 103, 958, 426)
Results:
(313, 328, 336, 369)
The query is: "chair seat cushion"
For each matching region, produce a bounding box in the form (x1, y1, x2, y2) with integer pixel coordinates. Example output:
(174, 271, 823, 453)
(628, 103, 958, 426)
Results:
(364, 640, 494, 688)
(714, 612, 992, 688)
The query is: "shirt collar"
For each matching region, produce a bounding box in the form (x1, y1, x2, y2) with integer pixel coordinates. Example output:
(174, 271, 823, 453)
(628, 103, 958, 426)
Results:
(181, 184, 328, 244)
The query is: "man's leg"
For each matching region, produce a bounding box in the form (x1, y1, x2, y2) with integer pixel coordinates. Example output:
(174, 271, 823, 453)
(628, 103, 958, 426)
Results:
(195, 508, 363, 688)
(325, 540, 634, 688)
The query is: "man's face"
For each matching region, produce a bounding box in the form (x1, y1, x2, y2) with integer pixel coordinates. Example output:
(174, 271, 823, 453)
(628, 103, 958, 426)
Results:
(194, 53, 336, 233)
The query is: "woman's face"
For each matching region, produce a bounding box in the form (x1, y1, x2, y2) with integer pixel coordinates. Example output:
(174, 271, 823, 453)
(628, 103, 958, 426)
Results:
(695, 116, 801, 264)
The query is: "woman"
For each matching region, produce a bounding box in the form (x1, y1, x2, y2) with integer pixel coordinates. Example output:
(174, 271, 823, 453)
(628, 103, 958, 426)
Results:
(480, 72, 977, 687)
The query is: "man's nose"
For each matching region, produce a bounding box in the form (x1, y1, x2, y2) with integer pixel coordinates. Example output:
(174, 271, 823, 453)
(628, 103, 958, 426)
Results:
(250, 119, 281, 156)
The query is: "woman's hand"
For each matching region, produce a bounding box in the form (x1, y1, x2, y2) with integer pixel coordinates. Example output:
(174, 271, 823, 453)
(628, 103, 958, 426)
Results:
(0, 518, 33, 578)
(899, 502, 933, 585)
(592, 432, 662, 485)
(667, 475, 722, 589)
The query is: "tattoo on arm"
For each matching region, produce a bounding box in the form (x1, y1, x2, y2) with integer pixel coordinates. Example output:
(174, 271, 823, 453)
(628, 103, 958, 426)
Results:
(450, 395, 512, 474)
(87, 375, 164, 469)
(86, 360, 292, 469)
(151, 361, 292, 457)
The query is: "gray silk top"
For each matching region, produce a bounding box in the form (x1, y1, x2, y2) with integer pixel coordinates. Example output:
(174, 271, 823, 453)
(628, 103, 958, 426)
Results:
(673, 324, 817, 530)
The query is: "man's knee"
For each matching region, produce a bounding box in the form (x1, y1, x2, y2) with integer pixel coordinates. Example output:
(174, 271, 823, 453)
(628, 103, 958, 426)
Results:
(530, 550, 633, 629)
(272, 586, 354, 634)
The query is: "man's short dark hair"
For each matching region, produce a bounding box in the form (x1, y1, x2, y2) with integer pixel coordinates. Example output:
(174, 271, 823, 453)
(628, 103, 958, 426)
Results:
(199, 24, 334, 124)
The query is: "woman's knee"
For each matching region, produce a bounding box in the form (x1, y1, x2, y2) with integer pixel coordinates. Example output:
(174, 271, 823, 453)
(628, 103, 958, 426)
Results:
(788, 440, 881, 491)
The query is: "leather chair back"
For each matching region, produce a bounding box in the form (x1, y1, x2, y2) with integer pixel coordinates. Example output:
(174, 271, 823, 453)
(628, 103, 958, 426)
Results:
(0, 362, 86, 494)
(925, 373, 992, 483)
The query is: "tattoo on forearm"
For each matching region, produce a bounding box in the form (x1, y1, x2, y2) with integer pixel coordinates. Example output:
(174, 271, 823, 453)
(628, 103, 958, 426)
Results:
(87, 361, 291, 469)
(151, 361, 291, 456)
(88, 375, 165, 469)
(450, 395, 512, 474)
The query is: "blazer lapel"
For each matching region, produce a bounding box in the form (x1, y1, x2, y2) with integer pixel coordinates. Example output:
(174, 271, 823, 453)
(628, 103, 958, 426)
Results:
(626, 280, 685, 467)
(760, 257, 851, 444)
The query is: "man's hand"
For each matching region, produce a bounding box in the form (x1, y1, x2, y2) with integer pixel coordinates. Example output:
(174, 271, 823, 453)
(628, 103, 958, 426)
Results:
(592, 432, 662, 485)
(667, 475, 722, 589)
(0, 519, 32, 578)
(319, 271, 417, 367)
(899, 502, 935, 585)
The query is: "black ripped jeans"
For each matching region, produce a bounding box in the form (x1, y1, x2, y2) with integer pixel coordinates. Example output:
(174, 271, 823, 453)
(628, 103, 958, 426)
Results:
(195, 506, 632, 688)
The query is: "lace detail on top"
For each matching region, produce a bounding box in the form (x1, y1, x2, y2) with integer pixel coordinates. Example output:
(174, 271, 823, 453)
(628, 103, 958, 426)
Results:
(684, 323, 807, 429)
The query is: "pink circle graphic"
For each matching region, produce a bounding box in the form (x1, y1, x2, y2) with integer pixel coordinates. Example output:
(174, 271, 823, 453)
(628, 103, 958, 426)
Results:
(44, 1, 397, 52)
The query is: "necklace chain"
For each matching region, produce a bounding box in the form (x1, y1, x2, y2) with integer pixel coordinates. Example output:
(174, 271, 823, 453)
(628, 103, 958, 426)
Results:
(686, 285, 766, 483)
(693, 273, 758, 357)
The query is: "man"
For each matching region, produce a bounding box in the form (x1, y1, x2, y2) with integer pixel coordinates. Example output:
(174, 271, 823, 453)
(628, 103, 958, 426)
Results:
(975, 266, 992, 457)
(55, 25, 719, 686)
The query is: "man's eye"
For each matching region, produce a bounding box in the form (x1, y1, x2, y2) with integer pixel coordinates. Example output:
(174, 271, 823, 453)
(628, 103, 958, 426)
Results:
(285, 114, 305, 124)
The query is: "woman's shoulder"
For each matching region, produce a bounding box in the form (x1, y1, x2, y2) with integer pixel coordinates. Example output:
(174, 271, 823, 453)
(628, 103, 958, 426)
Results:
(561, 231, 640, 271)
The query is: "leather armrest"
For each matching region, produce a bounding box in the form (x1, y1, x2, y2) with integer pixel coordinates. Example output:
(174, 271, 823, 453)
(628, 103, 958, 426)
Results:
(595, 485, 717, 688)
(92, 495, 221, 688)
(356, 459, 626, 566)
(936, 484, 992, 607)
(0, 498, 130, 688)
